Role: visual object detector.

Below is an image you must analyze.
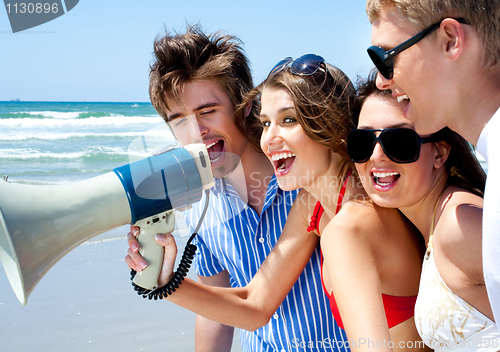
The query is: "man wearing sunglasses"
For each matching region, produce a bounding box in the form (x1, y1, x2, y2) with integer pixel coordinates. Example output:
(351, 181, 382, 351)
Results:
(125, 26, 344, 352)
(366, 0, 500, 334)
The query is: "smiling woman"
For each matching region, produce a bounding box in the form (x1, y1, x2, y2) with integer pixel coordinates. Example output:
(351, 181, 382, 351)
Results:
(350, 72, 498, 351)
(259, 87, 332, 190)
(250, 57, 428, 351)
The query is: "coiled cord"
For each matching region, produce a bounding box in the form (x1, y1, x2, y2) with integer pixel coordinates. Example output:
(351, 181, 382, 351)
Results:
(130, 233, 197, 300)
(131, 190, 210, 300)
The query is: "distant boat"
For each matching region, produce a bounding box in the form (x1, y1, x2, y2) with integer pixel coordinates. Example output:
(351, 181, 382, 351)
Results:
(10, 98, 20, 102)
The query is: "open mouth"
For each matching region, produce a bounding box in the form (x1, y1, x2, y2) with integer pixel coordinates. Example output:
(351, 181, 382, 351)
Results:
(271, 152, 296, 174)
(206, 140, 224, 163)
(397, 94, 411, 118)
(397, 94, 409, 103)
(371, 171, 400, 187)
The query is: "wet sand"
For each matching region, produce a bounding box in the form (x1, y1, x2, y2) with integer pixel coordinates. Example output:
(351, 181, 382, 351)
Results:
(0, 225, 242, 351)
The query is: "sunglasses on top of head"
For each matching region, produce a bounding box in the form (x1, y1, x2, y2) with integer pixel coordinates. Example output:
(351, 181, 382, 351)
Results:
(367, 18, 470, 80)
(268, 54, 329, 78)
(347, 128, 440, 164)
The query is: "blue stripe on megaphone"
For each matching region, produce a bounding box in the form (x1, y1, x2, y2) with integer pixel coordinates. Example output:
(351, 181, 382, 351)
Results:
(112, 147, 202, 224)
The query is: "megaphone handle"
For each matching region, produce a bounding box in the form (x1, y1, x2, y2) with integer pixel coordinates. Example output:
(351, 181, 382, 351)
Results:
(130, 189, 210, 300)
(132, 211, 176, 290)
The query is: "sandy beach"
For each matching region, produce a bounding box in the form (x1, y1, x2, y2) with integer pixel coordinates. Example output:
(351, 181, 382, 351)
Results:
(0, 224, 242, 352)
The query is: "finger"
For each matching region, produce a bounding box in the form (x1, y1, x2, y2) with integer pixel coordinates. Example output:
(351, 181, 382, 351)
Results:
(125, 254, 144, 272)
(127, 247, 148, 271)
(130, 225, 140, 237)
(127, 231, 140, 253)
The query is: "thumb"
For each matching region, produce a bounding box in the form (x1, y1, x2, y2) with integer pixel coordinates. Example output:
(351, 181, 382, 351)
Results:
(155, 233, 176, 248)
(155, 233, 178, 287)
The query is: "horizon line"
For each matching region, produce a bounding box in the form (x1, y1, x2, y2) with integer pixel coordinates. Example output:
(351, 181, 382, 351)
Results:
(0, 100, 152, 104)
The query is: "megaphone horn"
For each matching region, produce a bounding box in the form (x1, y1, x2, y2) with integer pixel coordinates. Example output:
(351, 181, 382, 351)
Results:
(0, 143, 214, 305)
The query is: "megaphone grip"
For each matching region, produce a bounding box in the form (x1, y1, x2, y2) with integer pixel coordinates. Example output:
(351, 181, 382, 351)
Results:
(130, 241, 197, 300)
(130, 189, 210, 301)
(132, 212, 176, 290)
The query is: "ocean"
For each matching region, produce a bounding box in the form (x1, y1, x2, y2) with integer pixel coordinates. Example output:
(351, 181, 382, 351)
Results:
(0, 101, 178, 184)
(0, 101, 244, 351)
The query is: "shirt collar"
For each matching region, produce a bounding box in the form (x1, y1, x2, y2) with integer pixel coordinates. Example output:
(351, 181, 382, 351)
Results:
(210, 175, 282, 211)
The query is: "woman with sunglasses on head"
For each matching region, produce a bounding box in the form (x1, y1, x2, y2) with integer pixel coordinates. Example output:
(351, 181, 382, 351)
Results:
(126, 55, 427, 351)
(255, 56, 428, 351)
(349, 72, 498, 351)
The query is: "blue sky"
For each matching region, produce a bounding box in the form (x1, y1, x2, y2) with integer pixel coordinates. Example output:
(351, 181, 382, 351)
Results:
(1, 0, 374, 102)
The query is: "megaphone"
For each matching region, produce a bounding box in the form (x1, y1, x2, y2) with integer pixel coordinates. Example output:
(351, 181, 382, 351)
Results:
(0, 143, 214, 305)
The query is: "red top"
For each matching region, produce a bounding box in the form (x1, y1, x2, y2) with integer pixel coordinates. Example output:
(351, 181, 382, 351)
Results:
(307, 170, 417, 329)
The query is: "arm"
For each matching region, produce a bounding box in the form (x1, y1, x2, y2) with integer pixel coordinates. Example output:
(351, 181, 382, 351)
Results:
(195, 272, 234, 352)
(126, 190, 320, 331)
(320, 203, 393, 352)
(436, 189, 494, 319)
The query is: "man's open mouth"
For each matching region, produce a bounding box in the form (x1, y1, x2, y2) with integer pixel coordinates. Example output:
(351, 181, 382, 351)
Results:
(206, 140, 224, 162)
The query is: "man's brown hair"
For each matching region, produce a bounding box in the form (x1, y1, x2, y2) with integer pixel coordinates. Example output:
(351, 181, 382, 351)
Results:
(149, 25, 260, 149)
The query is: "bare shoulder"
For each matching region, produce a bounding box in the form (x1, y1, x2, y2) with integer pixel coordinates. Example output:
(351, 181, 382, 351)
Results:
(321, 199, 410, 253)
(436, 187, 483, 248)
(325, 199, 409, 240)
(434, 187, 484, 281)
(322, 199, 423, 295)
(320, 200, 382, 280)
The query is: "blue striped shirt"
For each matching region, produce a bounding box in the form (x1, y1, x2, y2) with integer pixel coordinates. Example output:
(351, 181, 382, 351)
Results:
(185, 175, 349, 352)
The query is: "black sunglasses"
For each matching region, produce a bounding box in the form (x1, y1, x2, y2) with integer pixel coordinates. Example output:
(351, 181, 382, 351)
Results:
(367, 18, 470, 80)
(347, 128, 439, 164)
(269, 54, 327, 77)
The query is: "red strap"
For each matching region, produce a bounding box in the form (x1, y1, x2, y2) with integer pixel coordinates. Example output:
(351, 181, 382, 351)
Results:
(336, 169, 352, 215)
(307, 201, 323, 232)
(307, 169, 352, 233)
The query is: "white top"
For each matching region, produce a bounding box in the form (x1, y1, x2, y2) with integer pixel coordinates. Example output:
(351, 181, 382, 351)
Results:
(415, 245, 500, 351)
(477, 107, 500, 336)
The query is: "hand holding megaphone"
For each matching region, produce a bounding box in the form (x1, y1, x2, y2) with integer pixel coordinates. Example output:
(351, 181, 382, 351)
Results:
(128, 214, 176, 290)
(125, 225, 178, 289)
